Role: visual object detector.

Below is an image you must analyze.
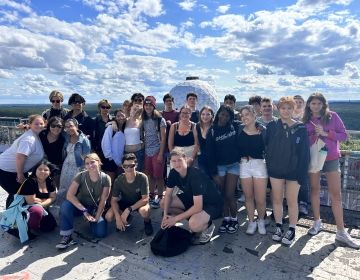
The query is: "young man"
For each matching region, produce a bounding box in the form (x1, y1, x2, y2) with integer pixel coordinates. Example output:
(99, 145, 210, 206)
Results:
(42, 90, 69, 121)
(143, 96, 167, 208)
(248, 95, 262, 117)
(131, 92, 145, 107)
(257, 97, 278, 126)
(160, 149, 223, 244)
(186, 92, 199, 123)
(106, 153, 153, 235)
(223, 94, 240, 121)
(293, 95, 305, 121)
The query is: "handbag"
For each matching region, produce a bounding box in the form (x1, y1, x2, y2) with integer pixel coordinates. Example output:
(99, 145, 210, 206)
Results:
(150, 226, 193, 257)
(309, 137, 328, 173)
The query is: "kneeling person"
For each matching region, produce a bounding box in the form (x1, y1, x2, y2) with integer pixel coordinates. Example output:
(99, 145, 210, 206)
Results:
(106, 153, 153, 235)
(161, 149, 223, 244)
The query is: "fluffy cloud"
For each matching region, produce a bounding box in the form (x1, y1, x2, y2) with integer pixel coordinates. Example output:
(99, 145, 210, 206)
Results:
(217, 5, 230, 14)
(0, 69, 13, 78)
(0, 0, 32, 14)
(179, 0, 196, 11)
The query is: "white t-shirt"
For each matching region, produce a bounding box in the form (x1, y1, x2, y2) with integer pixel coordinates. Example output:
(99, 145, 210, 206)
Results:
(0, 130, 44, 173)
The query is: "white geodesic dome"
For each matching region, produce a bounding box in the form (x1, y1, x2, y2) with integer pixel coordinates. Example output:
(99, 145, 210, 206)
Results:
(169, 77, 220, 112)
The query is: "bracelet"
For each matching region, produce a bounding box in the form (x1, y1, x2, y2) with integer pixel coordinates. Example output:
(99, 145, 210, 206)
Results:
(81, 208, 88, 213)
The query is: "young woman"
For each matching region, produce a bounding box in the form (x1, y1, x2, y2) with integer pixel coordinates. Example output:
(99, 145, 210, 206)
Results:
(206, 105, 241, 234)
(101, 109, 127, 183)
(58, 118, 91, 204)
(94, 99, 112, 158)
(124, 104, 145, 171)
(142, 96, 167, 208)
(41, 90, 69, 121)
(0, 115, 45, 208)
(39, 116, 65, 188)
(168, 105, 199, 166)
(304, 92, 359, 249)
(18, 160, 58, 234)
(238, 105, 268, 235)
(265, 96, 310, 246)
(196, 106, 214, 176)
(56, 153, 111, 250)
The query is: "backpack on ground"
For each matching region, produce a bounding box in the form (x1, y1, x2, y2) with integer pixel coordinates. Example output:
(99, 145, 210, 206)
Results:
(150, 226, 193, 257)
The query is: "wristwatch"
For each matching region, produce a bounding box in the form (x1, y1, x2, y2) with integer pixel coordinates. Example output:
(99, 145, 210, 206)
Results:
(127, 206, 133, 213)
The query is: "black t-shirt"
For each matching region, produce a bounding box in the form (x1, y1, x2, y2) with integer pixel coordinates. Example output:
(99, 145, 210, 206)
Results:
(238, 130, 265, 159)
(39, 131, 65, 166)
(167, 167, 222, 207)
(18, 177, 55, 200)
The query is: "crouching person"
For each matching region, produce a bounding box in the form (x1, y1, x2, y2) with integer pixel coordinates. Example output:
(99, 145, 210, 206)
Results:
(56, 153, 111, 250)
(160, 148, 223, 244)
(105, 153, 153, 236)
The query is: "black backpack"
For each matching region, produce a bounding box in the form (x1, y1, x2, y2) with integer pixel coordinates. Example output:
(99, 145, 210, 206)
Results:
(150, 227, 193, 257)
(265, 120, 303, 176)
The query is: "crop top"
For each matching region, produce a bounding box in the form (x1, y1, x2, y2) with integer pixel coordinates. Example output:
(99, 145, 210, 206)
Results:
(124, 127, 142, 145)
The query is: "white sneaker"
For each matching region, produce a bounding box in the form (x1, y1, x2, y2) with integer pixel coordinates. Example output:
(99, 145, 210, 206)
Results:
(335, 231, 360, 249)
(257, 219, 267, 235)
(246, 221, 257, 235)
(308, 220, 323, 236)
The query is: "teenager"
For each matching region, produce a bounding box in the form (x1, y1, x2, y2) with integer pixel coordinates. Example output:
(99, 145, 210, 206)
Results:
(304, 92, 359, 249)
(265, 96, 310, 246)
(223, 94, 240, 121)
(186, 92, 200, 123)
(142, 96, 166, 208)
(161, 149, 223, 244)
(257, 97, 278, 126)
(41, 90, 69, 121)
(206, 105, 241, 234)
(106, 153, 153, 235)
(56, 153, 110, 249)
(238, 105, 268, 235)
(248, 95, 262, 118)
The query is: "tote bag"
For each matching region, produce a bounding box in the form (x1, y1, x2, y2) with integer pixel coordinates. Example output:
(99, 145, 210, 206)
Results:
(309, 138, 328, 173)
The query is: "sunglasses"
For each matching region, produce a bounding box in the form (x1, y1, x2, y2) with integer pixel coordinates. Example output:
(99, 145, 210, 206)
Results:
(122, 163, 136, 169)
(72, 101, 82, 104)
(134, 99, 143, 103)
(50, 124, 63, 129)
(51, 100, 61, 104)
(101, 106, 111, 109)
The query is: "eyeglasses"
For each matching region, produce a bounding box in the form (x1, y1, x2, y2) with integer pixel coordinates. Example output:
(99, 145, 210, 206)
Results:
(51, 100, 61, 104)
(122, 163, 136, 169)
(133, 99, 143, 103)
(101, 106, 111, 109)
(50, 124, 63, 129)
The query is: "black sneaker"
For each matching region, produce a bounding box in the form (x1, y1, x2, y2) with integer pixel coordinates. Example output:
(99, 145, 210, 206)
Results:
(218, 220, 229, 233)
(272, 225, 284, 242)
(282, 228, 295, 246)
(226, 220, 239, 234)
(56, 235, 77, 250)
(144, 220, 153, 236)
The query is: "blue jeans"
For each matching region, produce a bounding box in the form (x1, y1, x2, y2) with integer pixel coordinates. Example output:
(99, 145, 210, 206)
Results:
(59, 200, 107, 238)
(134, 148, 145, 172)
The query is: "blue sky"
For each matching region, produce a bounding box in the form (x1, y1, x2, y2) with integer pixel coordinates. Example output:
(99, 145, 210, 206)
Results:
(0, 0, 360, 104)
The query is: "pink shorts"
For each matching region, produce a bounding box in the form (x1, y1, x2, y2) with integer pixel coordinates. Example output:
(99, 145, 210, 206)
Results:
(145, 152, 164, 178)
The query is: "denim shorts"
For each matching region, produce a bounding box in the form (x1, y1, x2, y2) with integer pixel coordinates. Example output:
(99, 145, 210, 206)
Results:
(322, 159, 340, 173)
(240, 158, 268, 179)
(217, 162, 240, 176)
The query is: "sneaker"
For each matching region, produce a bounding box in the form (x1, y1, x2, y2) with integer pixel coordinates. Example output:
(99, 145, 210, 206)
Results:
(299, 202, 309, 216)
(56, 235, 77, 250)
(272, 226, 284, 242)
(198, 223, 216, 244)
(282, 228, 295, 246)
(237, 194, 245, 203)
(257, 219, 267, 235)
(150, 197, 160, 209)
(246, 221, 257, 235)
(144, 220, 153, 236)
(218, 219, 229, 233)
(227, 220, 239, 234)
(308, 220, 323, 236)
(335, 231, 360, 249)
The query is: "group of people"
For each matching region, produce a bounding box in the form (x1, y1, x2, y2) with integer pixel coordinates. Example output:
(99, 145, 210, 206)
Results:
(0, 89, 359, 250)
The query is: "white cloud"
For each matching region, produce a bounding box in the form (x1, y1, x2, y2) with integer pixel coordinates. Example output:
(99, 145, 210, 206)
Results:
(179, 0, 196, 11)
(0, 0, 32, 14)
(217, 5, 230, 14)
(0, 69, 13, 78)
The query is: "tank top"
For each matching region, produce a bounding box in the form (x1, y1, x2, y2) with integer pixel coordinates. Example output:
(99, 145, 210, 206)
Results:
(196, 123, 206, 153)
(174, 122, 195, 147)
(124, 127, 141, 145)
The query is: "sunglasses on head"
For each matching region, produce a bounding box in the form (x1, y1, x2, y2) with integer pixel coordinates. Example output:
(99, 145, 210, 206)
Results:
(101, 105, 111, 109)
(50, 124, 63, 129)
(51, 100, 61, 103)
(122, 163, 136, 169)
